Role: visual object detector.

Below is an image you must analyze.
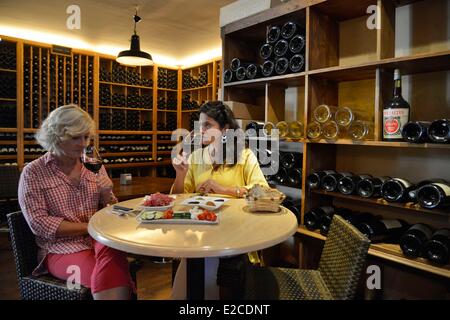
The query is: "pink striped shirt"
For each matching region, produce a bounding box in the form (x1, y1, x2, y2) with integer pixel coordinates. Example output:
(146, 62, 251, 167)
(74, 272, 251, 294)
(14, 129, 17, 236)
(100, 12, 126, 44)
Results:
(18, 152, 117, 275)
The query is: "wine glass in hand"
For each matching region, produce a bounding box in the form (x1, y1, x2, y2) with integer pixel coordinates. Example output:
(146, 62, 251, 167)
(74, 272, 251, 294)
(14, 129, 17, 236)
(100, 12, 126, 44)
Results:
(82, 145, 103, 174)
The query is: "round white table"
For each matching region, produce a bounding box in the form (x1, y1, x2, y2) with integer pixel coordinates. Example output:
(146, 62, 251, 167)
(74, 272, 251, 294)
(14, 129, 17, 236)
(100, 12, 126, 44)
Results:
(88, 194, 298, 299)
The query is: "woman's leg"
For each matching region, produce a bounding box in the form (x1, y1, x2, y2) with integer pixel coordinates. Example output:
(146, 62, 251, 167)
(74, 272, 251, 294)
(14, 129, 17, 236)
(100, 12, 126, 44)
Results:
(171, 258, 187, 299)
(46, 250, 95, 289)
(171, 257, 219, 300)
(91, 239, 134, 300)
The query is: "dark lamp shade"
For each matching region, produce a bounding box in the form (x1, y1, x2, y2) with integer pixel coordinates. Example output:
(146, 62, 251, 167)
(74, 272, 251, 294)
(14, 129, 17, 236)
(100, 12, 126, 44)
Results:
(116, 34, 153, 66)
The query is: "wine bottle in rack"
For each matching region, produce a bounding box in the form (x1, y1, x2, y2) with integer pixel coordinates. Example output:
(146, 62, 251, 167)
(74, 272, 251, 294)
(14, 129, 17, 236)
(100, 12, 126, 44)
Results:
(261, 60, 275, 77)
(357, 218, 409, 243)
(322, 171, 353, 192)
(338, 174, 372, 195)
(416, 180, 450, 209)
(402, 121, 431, 143)
(280, 152, 302, 170)
(235, 66, 247, 81)
(400, 223, 434, 258)
(266, 25, 281, 44)
(304, 206, 335, 231)
(306, 170, 337, 189)
(280, 21, 304, 39)
(381, 178, 415, 202)
(423, 228, 450, 265)
(274, 57, 289, 75)
(273, 39, 289, 57)
(223, 69, 234, 83)
(287, 168, 302, 187)
(289, 34, 306, 54)
(356, 176, 391, 198)
(427, 119, 450, 144)
(260, 43, 273, 60)
(289, 54, 304, 73)
(245, 64, 262, 80)
(383, 69, 410, 141)
(230, 58, 251, 72)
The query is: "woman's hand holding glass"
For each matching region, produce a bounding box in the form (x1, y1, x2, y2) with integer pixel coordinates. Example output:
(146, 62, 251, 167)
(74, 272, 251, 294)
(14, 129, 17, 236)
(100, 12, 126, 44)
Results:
(97, 174, 114, 205)
(172, 151, 189, 177)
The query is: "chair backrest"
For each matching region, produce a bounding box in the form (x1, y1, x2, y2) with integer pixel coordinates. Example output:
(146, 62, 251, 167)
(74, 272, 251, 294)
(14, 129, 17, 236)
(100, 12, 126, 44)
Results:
(0, 165, 20, 199)
(6, 211, 38, 278)
(318, 215, 370, 300)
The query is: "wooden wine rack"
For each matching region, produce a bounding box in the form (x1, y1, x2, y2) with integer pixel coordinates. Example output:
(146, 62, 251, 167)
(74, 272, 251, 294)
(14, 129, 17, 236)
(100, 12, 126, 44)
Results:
(221, 0, 450, 299)
(0, 36, 220, 175)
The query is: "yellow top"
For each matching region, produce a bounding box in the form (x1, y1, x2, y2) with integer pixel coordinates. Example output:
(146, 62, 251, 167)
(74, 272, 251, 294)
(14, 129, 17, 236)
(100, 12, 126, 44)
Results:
(183, 147, 269, 193)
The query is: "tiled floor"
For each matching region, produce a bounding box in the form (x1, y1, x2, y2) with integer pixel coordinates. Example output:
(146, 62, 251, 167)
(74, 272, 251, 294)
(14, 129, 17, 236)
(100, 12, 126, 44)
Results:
(0, 232, 173, 300)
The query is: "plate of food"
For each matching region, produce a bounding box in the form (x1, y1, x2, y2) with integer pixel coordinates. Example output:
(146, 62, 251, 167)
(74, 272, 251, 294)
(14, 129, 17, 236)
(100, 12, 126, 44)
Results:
(180, 196, 229, 211)
(137, 193, 176, 211)
(137, 207, 219, 224)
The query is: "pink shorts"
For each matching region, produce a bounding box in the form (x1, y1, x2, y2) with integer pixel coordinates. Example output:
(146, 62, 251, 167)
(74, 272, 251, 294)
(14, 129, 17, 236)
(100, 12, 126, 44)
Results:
(46, 239, 134, 294)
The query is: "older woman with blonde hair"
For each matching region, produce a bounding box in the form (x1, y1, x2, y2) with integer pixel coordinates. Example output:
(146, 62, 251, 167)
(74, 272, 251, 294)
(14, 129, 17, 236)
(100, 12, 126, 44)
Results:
(18, 104, 134, 300)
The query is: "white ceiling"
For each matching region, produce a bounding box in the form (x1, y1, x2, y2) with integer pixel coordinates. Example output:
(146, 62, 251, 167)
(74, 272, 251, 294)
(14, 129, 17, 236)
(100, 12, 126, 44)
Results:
(0, 0, 235, 66)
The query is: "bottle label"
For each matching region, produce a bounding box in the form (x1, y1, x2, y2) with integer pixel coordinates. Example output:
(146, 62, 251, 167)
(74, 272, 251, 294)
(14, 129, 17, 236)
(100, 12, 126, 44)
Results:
(383, 108, 409, 139)
(431, 183, 450, 196)
(381, 219, 402, 230)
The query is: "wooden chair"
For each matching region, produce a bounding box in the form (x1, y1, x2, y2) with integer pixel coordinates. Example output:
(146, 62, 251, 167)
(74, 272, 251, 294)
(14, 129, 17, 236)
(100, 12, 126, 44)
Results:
(244, 215, 370, 300)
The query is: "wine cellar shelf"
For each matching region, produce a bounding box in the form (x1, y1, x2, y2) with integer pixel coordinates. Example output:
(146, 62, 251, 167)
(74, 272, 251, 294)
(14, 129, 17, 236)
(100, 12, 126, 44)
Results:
(0, 37, 220, 172)
(222, 0, 450, 297)
(298, 226, 450, 279)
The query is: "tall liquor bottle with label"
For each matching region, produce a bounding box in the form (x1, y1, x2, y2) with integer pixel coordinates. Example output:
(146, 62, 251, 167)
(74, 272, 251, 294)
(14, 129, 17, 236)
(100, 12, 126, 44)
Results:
(383, 69, 410, 141)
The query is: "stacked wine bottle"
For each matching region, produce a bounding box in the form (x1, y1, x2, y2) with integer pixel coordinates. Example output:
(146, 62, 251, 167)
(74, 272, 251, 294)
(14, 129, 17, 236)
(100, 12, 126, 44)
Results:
(263, 151, 303, 188)
(402, 119, 450, 144)
(182, 69, 208, 89)
(223, 20, 306, 83)
(158, 68, 177, 89)
(307, 170, 450, 210)
(304, 206, 449, 265)
(182, 94, 201, 110)
(307, 104, 373, 141)
(22, 44, 94, 128)
(245, 120, 304, 139)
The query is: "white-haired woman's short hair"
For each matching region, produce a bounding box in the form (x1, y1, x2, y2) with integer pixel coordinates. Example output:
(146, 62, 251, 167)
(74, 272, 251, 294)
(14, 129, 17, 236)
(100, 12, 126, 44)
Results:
(36, 104, 95, 156)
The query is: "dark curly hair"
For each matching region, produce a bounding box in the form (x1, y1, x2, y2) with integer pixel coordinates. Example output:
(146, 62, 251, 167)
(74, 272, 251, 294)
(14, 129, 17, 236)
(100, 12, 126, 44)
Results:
(199, 101, 246, 169)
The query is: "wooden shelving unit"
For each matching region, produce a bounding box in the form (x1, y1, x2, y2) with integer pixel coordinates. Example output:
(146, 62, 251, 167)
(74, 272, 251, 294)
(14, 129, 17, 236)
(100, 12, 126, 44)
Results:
(222, 0, 450, 299)
(0, 35, 220, 179)
(180, 60, 221, 131)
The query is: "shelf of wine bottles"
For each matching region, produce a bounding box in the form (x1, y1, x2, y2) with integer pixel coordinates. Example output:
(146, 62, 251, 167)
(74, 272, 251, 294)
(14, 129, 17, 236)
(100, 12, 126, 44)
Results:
(23, 44, 94, 128)
(262, 151, 302, 188)
(158, 68, 177, 89)
(0, 132, 17, 141)
(157, 94, 177, 110)
(303, 206, 449, 267)
(99, 145, 151, 153)
(156, 113, 177, 131)
(182, 68, 208, 89)
(307, 170, 450, 215)
(99, 109, 152, 131)
(0, 40, 17, 130)
(182, 94, 201, 111)
(103, 156, 153, 165)
(224, 21, 306, 84)
(99, 134, 152, 142)
(100, 61, 153, 87)
(0, 40, 17, 70)
(99, 84, 153, 109)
